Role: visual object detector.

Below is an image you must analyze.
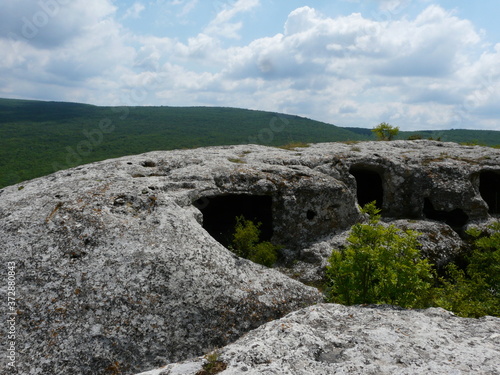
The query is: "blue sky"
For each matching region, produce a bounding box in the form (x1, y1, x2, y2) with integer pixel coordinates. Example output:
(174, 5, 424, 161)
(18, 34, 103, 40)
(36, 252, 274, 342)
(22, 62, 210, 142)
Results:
(1, 0, 500, 130)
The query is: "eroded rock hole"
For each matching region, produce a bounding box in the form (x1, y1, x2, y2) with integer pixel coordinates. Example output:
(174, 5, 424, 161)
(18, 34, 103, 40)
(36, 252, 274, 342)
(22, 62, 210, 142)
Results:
(306, 210, 317, 220)
(479, 171, 500, 214)
(141, 160, 157, 168)
(349, 166, 384, 209)
(194, 194, 273, 248)
(423, 198, 468, 229)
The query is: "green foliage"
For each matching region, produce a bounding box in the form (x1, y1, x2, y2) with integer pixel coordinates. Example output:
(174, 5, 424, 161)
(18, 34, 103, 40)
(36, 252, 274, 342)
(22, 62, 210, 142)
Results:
(361, 201, 382, 223)
(326, 205, 500, 317)
(326, 202, 434, 308)
(277, 142, 310, 150)
(250, 242, 279, 267)
(231, 216, 261, 259)
(407, 134, 423, 140)
(435, 222, 500, 317)
(371, 122, 400, 141)
(0, 98, 364, 189)
(397, 129, 500, 145)
(2, 98, 500, 189)
(231, 216, 279, 267)
(197, 350, 227, 375)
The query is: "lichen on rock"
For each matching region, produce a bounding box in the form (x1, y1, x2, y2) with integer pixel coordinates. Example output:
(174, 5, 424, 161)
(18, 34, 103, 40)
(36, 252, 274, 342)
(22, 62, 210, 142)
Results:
(1, 140, 499, 374)
(139, 303, 500, 375)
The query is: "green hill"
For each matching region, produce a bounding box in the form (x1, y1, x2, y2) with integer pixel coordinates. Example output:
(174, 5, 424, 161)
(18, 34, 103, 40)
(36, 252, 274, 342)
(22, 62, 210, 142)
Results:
(1, 98, 499, 189)
(397, 129, 500, 145)
(344, 126, 500, 145)
(0, 98, 362, 188)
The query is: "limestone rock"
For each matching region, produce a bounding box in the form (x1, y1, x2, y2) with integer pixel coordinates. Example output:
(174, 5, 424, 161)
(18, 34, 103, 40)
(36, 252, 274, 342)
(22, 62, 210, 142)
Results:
(389, 219, 467, 268)
(0, 140, 499, 374)
(294, 218, 467, 285)
(137, 303, 500, 375)
(0, 149, 324, 375)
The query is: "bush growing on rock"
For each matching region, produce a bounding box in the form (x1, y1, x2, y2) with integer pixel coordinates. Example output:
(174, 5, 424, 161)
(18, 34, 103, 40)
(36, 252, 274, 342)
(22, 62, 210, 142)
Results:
(372, 122, 399, 141)
(325, 202, 434, 308)
(326, 202, 500, 318)
(231, 216, 279, 267)
(435, 222, 500, 318)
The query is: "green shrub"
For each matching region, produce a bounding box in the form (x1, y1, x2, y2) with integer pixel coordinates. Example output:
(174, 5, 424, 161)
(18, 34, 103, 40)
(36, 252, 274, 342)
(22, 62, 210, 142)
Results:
(231, 216, 279, 267)
(249, 241, 278, 267)
(372, 122, 399, 141)
(407, 134, 423, 140)
(325, 202, 500, 317)
(231, 216, 260, 259)
(435, 222, 500, 317)
(325, 202, 434, 308)
(197, 350, 227, 375)
(278, 142, 310, 150)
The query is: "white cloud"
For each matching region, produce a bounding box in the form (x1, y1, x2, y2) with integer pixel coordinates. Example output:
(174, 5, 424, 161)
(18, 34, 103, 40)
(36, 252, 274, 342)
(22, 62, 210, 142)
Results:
(376, 0, 413, 12)
(178, 0, 198, 17)
(1, 2, 499, 130)
(0, 0, 117, 48)
(211, 5, 494, 129)
(204, 0, 260, 39)
(124, 2, 146, 19)
(176, 33, 222, 61)
(0, 0, 135, 104)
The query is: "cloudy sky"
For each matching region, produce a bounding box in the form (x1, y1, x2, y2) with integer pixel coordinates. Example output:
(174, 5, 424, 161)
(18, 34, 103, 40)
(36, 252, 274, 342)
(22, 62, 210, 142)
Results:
(1, 0, 500, 130)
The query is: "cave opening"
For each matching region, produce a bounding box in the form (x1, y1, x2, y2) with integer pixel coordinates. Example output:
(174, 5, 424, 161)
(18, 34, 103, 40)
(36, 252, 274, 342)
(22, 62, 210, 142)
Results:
(306, 210, 317, 220)
(479, 171, 500, 214)
(193, 194, 273, 248)
(423, 198, 469, 229)
(349, 166, 384, 209)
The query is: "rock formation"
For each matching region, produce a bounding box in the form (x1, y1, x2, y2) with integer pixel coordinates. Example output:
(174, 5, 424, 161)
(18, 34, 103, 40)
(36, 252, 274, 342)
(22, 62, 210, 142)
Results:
(0, 140, 499, 374)
(137, 303, 500, 375)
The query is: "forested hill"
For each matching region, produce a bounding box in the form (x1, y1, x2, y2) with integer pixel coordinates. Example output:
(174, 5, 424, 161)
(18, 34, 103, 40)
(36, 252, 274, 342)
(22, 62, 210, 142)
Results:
(1, 98, 499, 188)
(0, 98, 361, 188)
(344, 126, 500, 145)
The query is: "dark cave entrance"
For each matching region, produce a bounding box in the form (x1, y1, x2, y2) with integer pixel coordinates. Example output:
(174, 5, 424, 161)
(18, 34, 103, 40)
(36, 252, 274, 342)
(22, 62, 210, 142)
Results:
(479, 171, 500, 214)
(349, 166, 384, 209)
(423, 198, 469, 229)
(193, 194, 273, 248)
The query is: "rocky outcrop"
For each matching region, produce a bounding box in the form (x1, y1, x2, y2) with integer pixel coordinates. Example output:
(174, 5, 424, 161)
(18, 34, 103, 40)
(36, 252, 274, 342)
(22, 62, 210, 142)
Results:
(0, 140, 499, 374)
(138, 303, 500, 375)
(0, 152, 324, 374)
(291, 218, 468, 285)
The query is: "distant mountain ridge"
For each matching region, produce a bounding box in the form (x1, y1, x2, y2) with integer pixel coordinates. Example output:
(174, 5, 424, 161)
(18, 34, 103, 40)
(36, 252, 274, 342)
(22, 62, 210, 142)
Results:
(0, 98, 499, 188)
(345, 126, 500, 145)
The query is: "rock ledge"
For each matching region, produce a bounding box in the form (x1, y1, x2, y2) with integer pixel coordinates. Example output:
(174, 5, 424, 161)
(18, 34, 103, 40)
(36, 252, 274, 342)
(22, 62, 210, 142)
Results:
(138, 303, 500, 375)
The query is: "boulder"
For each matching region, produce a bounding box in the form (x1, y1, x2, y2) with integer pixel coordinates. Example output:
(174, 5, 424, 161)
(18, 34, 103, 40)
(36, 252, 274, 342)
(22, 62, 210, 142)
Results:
(292, 219, 467, 285)
(0, 140, 499, 374)
(138, 303, 500, 375)
(389, 219, 467, 268)
(0, 147, 324, 375)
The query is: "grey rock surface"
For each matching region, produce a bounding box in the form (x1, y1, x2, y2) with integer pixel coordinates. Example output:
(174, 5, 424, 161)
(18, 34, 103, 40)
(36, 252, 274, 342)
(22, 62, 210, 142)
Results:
(138, 303, 500, 375)
(292, 219, 467, 285)
(0, 140, 499, 374)
(389, 219, 467, 268)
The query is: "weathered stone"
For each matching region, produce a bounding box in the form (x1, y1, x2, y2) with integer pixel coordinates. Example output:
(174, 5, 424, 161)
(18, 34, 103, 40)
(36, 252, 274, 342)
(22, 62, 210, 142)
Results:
(138, 303, 500, 375)
(0, 140, 499, 374)
(282, 218, 467, 285)
(0, 151, 324, 374)
(390, 219, 467, 268)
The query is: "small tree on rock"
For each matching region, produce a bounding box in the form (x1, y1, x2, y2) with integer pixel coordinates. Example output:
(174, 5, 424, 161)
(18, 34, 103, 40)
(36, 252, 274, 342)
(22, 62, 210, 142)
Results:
(372, 122, 399, 141)
(325, 202, 434, 308)
(230, 216, 279, 267)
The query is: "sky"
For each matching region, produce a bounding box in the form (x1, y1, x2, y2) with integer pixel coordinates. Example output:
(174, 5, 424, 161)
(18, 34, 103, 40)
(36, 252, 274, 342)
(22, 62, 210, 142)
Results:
(1, 0, 500, 131)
